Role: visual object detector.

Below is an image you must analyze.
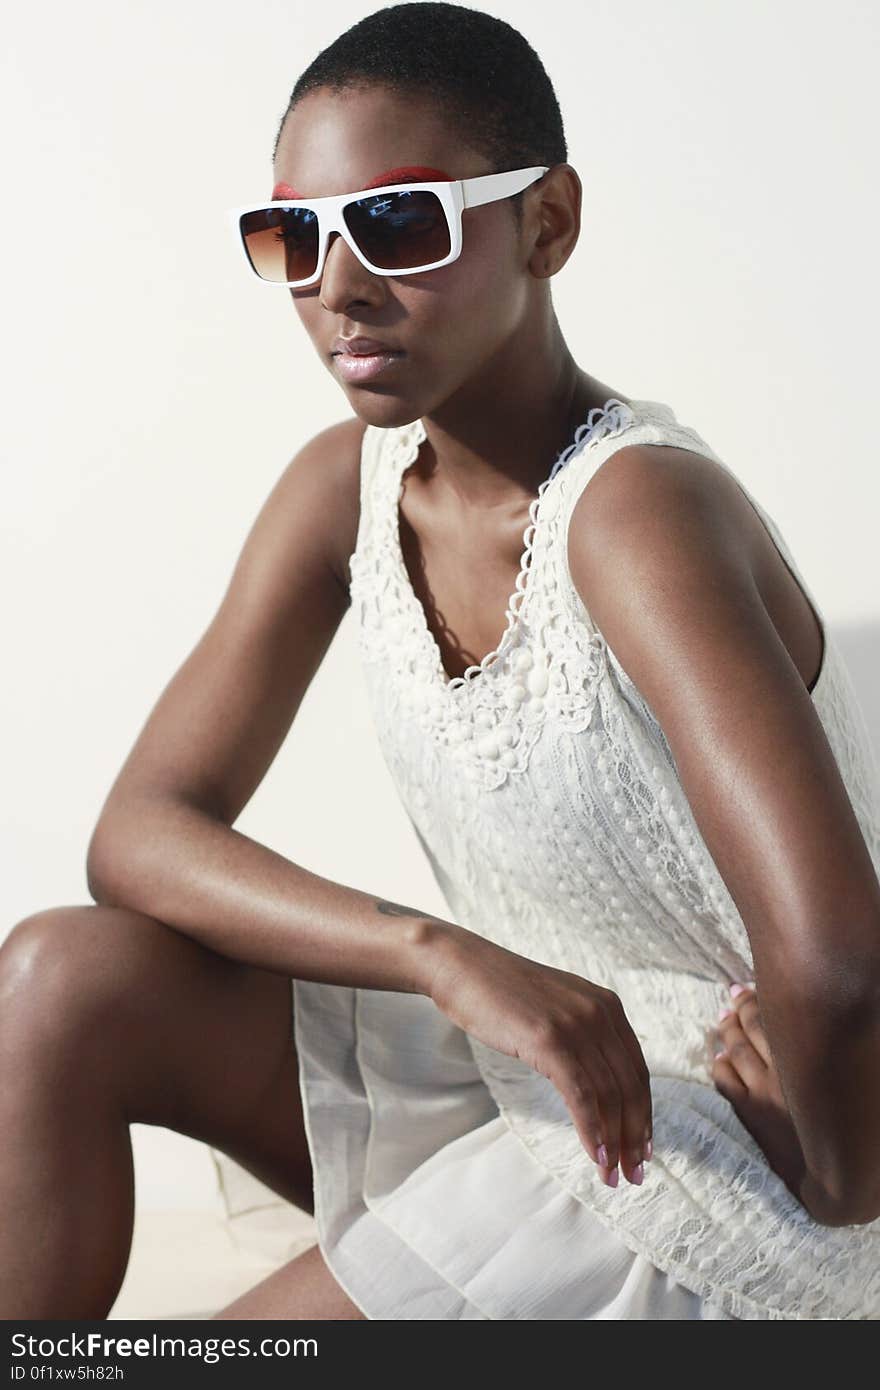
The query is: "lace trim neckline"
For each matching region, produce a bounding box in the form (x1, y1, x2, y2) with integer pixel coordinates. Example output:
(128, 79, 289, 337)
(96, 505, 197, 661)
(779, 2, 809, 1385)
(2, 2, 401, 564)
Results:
(389, 396, 643, 694)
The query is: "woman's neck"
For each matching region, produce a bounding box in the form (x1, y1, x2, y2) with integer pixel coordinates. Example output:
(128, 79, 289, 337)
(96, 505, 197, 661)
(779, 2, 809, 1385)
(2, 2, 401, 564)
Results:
(414, 297, 630, 510)
(418, 350, 630, 513)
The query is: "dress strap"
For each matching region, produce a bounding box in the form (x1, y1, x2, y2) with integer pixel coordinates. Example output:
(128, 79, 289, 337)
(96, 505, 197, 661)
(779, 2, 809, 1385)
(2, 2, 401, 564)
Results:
(549, 400, 693, 654)
(346, 423, 387, 584)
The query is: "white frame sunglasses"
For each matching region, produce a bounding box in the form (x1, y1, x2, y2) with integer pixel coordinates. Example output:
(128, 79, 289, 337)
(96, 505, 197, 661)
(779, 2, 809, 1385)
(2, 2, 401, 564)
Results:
(226, 165, 550, 287)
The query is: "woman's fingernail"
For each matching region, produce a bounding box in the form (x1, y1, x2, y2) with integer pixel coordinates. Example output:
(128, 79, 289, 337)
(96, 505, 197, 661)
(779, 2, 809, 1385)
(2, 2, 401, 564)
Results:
(606, 1165, 619, 1188)
(630, 1162, 644, 1185)
(597, 1143, 609, 1167)
(730, 982, 755, 997)
(718, 1007, 734, 1021)
(645, 1137, 653, 1161)
(714, 1046, 726, 1058)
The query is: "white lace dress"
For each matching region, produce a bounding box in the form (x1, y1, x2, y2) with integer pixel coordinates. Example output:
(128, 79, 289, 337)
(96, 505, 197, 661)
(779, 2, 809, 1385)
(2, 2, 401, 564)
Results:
(223, 398, 880, 1319)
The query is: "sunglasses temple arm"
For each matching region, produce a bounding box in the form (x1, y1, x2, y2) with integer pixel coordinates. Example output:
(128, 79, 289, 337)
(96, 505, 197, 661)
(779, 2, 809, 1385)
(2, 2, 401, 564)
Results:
(461, 166, 549, 209)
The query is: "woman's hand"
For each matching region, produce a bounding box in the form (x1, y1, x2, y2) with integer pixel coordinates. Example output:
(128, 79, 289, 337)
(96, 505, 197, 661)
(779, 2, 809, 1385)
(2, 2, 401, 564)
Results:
(711, 982, 807, 1199)
(428, 932, 652, 1187)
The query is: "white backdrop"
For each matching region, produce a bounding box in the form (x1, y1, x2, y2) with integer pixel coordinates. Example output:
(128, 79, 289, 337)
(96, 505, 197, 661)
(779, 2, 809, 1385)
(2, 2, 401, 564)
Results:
(3, 0, 879, 1212)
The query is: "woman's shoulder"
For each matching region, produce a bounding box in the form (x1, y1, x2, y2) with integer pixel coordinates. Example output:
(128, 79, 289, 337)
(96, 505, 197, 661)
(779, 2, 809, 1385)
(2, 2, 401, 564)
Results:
(563, 438, 825, 715)
(288, 415, 370, 593)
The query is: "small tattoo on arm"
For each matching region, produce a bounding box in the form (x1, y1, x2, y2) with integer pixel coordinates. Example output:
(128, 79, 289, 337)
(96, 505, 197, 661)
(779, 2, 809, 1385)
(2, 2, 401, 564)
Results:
(376, 899, 444, 923)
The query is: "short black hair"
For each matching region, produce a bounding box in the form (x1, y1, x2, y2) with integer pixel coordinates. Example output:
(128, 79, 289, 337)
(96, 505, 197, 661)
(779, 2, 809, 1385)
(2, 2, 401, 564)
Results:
(271, 2, 567, 228)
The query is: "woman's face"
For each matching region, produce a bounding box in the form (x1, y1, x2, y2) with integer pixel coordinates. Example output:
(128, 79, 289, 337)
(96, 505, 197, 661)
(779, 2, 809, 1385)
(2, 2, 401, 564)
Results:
(272, 84, 541, 429)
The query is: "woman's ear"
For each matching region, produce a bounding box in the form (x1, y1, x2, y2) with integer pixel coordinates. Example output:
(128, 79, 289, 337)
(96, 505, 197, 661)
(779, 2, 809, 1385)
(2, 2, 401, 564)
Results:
(526, 163, 582, 279)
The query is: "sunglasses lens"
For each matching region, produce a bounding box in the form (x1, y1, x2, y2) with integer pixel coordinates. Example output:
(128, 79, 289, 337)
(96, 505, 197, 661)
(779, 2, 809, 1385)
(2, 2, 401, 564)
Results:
(344, 189, 451, 270)
(238, 188, 452, 284)
(239, 206, 320, 284)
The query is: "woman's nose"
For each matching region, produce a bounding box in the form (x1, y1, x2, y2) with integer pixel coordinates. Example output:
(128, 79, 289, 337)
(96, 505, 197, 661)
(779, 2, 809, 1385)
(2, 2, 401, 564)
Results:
(320, 230, 378, 305)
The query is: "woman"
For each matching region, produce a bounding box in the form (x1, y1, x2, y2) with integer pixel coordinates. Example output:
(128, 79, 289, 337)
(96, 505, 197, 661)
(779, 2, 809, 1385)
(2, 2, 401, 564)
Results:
(3, 3, 880, 1320)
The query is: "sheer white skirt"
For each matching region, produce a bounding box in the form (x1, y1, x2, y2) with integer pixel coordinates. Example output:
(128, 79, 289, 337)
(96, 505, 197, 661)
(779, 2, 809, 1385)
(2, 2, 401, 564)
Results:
(292, 979, 735, 1320)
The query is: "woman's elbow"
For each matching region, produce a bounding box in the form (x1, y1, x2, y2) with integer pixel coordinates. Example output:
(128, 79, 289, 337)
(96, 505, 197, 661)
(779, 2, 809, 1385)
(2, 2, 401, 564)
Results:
(801, 1177, 880, 1228)
(779, 962, 880, 1227)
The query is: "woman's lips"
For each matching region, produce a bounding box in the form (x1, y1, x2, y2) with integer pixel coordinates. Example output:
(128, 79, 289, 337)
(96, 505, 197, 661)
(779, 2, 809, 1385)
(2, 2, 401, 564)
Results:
(332, 350, 405, 383)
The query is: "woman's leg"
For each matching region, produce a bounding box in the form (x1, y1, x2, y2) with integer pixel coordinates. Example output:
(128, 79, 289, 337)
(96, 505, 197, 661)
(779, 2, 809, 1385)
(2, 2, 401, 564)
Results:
(212, 1244, 368, 1320)
(0, 904, 365, 1320)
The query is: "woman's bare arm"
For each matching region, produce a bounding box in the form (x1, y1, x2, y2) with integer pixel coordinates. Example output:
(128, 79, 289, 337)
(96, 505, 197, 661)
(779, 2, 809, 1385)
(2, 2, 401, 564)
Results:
(85, 417, 467, 995)
(84, 419, 668, 1180)
(567, 443, 880, 1227)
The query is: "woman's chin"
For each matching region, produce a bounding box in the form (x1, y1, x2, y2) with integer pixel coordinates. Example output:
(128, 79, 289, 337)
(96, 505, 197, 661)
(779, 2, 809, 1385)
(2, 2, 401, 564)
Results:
(338, 390, 423, 432)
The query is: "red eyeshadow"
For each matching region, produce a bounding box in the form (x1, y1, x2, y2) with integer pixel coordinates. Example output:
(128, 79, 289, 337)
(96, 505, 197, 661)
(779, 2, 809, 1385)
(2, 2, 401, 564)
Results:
(271, 167, 452, 201)
(362, 166, 453, 189)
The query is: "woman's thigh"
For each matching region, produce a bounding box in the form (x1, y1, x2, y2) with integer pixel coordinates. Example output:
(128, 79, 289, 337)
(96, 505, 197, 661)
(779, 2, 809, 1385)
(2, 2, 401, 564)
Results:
(213, 1243, 367, 1320)
(1, 904, 313, 1214)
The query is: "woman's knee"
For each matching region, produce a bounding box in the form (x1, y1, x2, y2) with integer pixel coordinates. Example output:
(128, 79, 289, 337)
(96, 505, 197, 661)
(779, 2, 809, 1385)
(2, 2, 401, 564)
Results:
(1, 905, 307, 1181)
(1, 904, 176, 1057)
